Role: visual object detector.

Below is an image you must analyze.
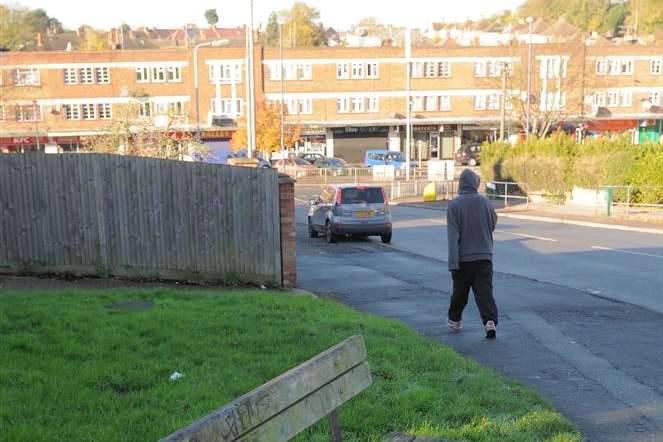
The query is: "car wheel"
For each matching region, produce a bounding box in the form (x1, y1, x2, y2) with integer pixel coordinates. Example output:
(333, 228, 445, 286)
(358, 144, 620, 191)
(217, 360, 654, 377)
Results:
(381, 232, 392, 244)
(468, 158, 477, 167)
(326, 221, 337, 244)
(308, 218, 318, 238)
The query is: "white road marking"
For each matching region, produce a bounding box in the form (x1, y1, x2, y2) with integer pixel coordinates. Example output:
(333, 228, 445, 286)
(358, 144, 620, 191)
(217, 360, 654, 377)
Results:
(499, 213, 663, 235)
(591, 245, 663, 259)
(495, 229, 558, 242)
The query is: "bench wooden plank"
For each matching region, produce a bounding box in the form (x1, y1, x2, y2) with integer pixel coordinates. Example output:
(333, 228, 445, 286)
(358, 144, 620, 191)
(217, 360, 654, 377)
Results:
(160, 336, 371, 442)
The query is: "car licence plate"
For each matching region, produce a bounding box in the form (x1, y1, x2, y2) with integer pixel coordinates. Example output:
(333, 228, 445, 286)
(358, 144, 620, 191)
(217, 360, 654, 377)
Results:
(355, 210, 375, 218)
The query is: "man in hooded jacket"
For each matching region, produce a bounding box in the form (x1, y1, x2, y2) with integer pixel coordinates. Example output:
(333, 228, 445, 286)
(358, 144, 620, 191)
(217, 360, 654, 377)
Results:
(447, 169, 499, 338)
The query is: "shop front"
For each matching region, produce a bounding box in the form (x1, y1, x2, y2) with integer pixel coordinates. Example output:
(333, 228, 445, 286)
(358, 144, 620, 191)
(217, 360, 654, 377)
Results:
(330, 126, 389, 164)
(295, 127, 328, 157)
(0, 135, 81, 153)
(637, 119, 662, 144)
(401, 125, 459, 162)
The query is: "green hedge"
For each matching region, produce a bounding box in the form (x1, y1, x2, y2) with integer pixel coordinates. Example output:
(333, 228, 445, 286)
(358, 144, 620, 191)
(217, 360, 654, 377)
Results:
(480, 133, 663, 204)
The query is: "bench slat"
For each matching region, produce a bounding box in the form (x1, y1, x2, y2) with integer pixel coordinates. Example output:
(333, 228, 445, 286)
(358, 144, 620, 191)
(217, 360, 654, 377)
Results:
(160, 335, 371, 442)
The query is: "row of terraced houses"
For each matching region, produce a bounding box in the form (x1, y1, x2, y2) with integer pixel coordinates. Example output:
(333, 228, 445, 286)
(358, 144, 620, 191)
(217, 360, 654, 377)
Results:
(1, 43, 662, 162)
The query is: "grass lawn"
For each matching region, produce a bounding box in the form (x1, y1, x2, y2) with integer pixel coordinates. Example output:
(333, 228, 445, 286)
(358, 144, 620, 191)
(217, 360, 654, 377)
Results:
(0, 289, 580, 442)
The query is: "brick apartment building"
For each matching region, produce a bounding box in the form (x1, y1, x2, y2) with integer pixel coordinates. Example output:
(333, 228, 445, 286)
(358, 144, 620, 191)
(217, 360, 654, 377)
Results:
(1, 42, 662, 161)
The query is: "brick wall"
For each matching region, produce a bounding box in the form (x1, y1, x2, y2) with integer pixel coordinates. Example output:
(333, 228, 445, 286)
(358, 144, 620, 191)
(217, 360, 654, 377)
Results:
(278, 174, 296, 288)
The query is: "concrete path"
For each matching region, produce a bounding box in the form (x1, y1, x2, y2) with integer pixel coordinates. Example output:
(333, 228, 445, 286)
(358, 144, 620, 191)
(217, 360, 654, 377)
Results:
(296, 203, 663, 442)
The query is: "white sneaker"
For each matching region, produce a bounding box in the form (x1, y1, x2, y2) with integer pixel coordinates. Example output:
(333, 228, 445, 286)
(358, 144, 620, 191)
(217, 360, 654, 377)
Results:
(448, 319, 463, 332)
(485, 320, 497, 339)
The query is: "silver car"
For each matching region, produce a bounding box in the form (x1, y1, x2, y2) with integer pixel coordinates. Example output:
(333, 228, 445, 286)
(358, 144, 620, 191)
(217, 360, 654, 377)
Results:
(307, 185, 392, 244)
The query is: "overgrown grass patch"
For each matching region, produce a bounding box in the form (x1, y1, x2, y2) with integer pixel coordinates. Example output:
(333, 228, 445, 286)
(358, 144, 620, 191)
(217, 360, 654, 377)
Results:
(0, 289, 580, 441)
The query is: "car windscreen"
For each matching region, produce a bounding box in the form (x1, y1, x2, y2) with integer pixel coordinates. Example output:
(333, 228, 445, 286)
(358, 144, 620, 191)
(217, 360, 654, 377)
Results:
(341, 187, 385, 204)
(293, 158, 311, 165)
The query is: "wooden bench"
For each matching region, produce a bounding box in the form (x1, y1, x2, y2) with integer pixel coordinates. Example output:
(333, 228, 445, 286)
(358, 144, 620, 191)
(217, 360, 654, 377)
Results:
(159, 335, 372, 442)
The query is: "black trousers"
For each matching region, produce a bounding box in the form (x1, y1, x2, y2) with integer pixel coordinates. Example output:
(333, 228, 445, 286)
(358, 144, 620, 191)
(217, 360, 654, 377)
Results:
(448, 260, 498, 326)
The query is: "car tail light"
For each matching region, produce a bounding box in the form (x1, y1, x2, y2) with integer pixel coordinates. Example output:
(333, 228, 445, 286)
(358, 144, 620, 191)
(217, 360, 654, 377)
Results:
(335, 189, 342, 206)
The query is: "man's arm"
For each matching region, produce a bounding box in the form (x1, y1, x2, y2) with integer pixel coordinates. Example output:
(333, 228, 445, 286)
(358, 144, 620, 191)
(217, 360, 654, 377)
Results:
(447, 205, 460, 271)
(490, 204, 497, 232)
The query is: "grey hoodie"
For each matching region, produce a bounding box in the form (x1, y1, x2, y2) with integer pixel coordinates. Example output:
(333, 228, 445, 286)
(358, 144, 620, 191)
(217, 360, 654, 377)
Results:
(447, 169, 497, 270)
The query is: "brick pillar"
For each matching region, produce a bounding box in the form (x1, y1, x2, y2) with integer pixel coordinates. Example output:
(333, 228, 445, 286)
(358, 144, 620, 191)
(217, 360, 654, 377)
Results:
(278, 174, 296, 288)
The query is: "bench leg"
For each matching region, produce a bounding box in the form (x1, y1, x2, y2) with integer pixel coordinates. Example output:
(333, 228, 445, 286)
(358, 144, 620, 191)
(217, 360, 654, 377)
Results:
(329, 409, 342, 442)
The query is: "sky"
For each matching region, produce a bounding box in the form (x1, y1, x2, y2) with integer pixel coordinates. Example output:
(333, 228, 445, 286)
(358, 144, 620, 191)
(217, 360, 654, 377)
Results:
(8, 0, 524, 31)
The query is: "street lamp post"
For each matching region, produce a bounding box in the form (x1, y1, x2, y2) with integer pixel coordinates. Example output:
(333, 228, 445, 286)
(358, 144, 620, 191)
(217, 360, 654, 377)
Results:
(279, 18, 285, 160)
(194, 39, 229, 140)
(525, 16, 534, 138)
(246, 0, 257, 159)
(405, 27, 412, 181)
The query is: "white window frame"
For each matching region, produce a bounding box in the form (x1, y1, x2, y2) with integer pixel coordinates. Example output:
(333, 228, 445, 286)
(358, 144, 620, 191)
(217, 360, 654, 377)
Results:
(649, 91, 661, 106)
(64, 68, 78, 85)
(80, 67, 94, 84)
(474, 95, 487, 110)
(168, 101, 184, 116)
(297, 98, 312, 114)
(98, 103, 112, 119)
(410, 62, 424, 78)
(366, 62, 379, 79)
(64, 103, 81, 120)
(136, 67, 150, 83)
(282, 63, 296, 80)
(297, 63, 312, 80)
(351, 62, 365, 79)
(95, 67, 110, 84)
(336, 97, 349, 114)
(13, 68, 40, 86)
(411, 96, 425, 112)
(439, 95, 451, 111)
(269, 64, 282, 81)
(424, 95, 437, 111)
(594, 92, 606, 107)
(139, 102, 151, 117)
(474, 61, 487, 77)
(214, 99, 242, 117)
(209, 63, 242, 83)
(651, 58, 662, 75)
(81, 103, 97, 120)
(488, 94, 500, 110)
(16, 104, 42, 122)
(336, 62, 350, 80)
(607, 91, 619, 108)
(596, 59, 608, 75)
(166, 66, 181, 82)
(505, 95, 513, 110)
(351, 96, 365, 113)
(488, 61, 501, 78)
(425, 62, 438, 78)
(438, 62, 451, 78)
(619, 91, 632, 107)
(151, 66, 167, 83)
(367, 96, 379, 113)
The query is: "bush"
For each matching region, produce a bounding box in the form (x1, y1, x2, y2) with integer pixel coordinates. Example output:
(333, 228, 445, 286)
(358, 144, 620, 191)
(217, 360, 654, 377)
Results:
(481, 134, 663, 204)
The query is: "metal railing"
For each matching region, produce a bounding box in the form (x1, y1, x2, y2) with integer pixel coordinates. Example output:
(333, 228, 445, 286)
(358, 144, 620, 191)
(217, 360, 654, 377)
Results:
(600, 185, 663, 218)
(282, 166, 431, 185)
(486, 181, 530, 208)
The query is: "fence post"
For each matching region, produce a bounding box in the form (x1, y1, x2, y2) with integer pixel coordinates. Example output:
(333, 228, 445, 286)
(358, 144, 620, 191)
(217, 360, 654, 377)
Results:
(415, 180, 418, 196)
(324, 168, 327, 184)
(353, 168, 357, 184)
(397, 181, 401, 199)
(504, 182, 508, 207)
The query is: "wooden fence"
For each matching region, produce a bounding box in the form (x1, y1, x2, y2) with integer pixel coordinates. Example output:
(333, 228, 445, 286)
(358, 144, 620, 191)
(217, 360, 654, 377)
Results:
(0, 153, 283, 285)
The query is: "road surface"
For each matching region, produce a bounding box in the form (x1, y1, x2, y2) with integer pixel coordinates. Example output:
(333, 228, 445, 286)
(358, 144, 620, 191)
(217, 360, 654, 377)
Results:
(295, 198, 663, 442)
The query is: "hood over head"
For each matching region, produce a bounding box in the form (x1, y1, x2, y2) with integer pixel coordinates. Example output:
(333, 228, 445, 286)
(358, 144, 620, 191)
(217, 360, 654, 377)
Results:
(459, 169, 480, 193)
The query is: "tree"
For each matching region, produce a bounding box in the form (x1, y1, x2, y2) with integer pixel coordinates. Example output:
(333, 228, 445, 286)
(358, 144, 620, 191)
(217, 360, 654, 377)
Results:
(79, 25, 110, 51)
(204, 8, 219, 27)
(231, 99, 301, 158)
(47, 17, 64, 34)
(0, 4, 65, 50)
(262, 2, 327, 47)
(490, 43, 586, 137)
(82, 93, 209, 161)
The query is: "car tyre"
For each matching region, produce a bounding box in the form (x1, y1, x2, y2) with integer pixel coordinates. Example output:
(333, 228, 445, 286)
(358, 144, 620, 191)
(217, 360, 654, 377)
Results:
(381, 232, 392, 244)
(308, 218, 318, 238)
(326, 221, 337, 244)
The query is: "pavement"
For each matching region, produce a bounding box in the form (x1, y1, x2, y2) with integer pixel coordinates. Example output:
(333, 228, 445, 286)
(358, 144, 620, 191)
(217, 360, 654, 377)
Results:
(295, 198, 663, 442)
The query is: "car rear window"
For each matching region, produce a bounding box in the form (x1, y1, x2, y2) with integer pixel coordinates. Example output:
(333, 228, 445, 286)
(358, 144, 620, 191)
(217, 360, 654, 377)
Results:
(341, 187, 384, 204)
(293, 158, 310, 165)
